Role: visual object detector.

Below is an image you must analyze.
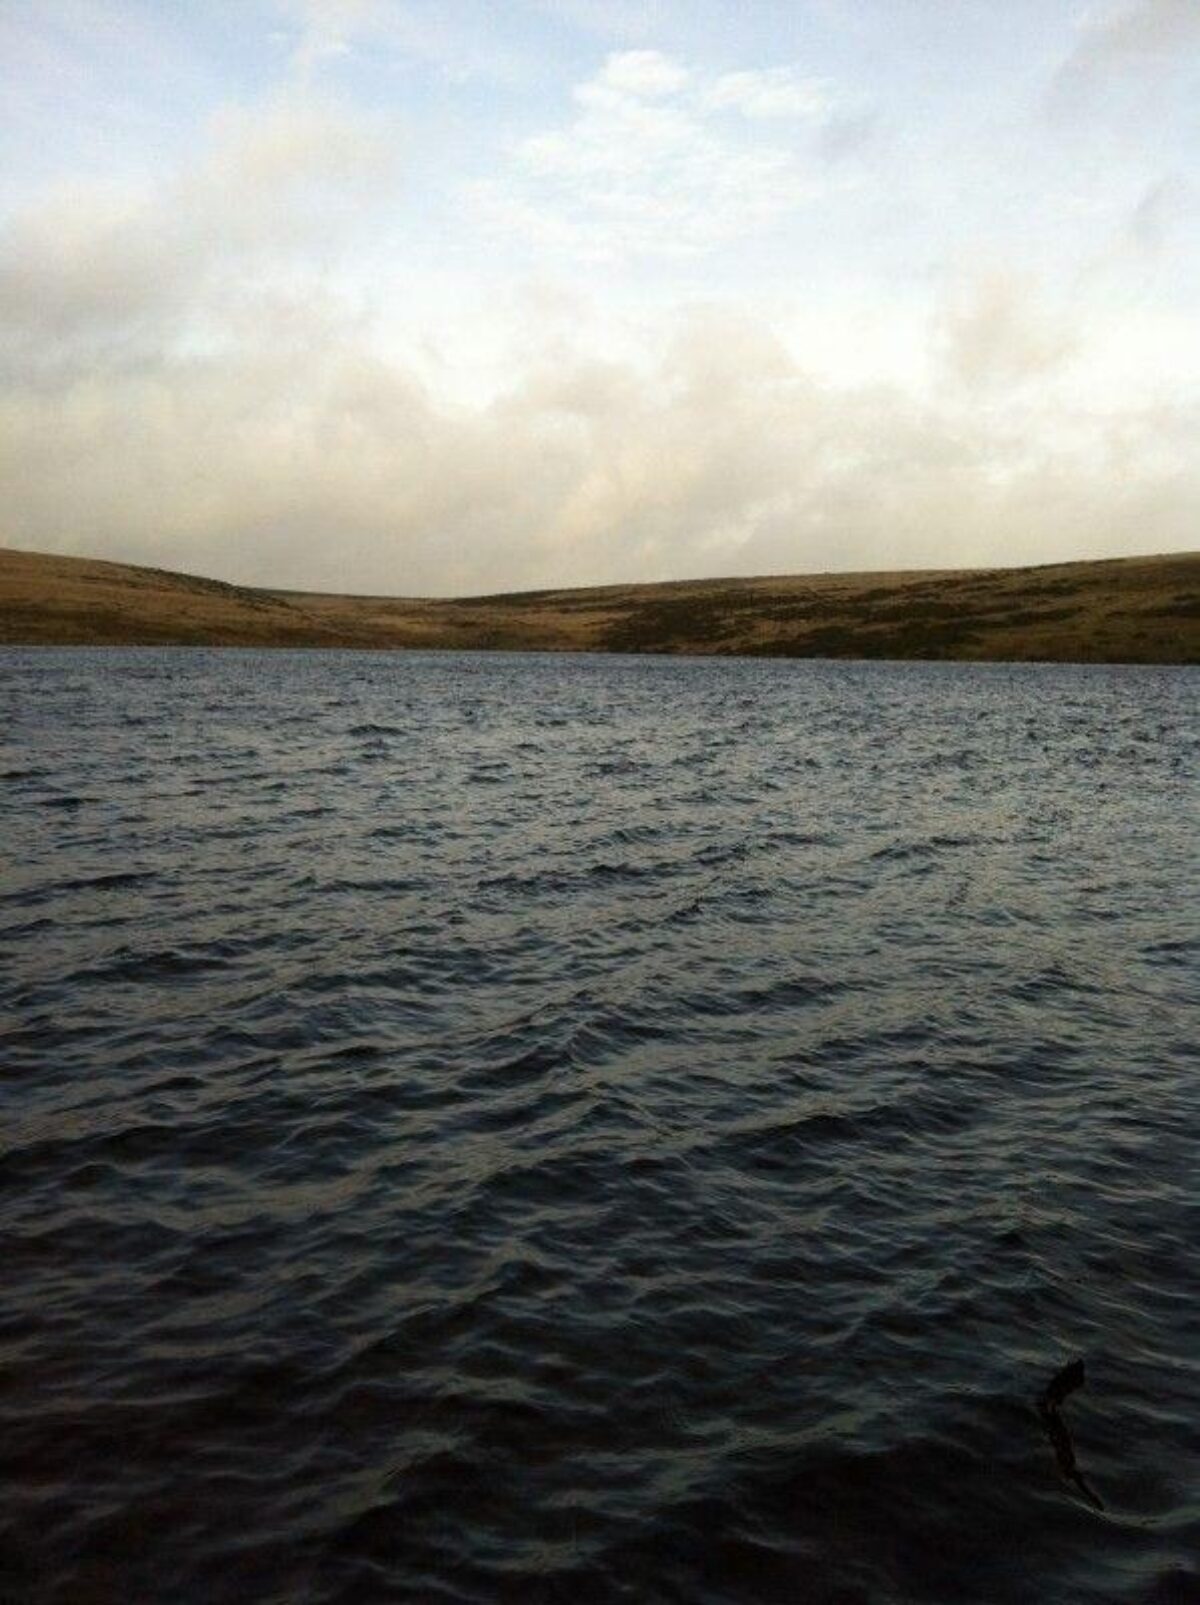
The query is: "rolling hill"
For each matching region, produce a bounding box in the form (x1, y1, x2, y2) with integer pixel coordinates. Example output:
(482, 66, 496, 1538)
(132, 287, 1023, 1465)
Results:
(2, 545, 1197, 663)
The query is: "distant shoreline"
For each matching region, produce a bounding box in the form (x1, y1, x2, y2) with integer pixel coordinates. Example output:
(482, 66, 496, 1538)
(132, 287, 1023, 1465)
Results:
(2, 546, 1197, 665)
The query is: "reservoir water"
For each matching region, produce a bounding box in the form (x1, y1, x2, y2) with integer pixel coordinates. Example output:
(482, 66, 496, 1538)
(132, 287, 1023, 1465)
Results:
(2, 647, 1197, 1604)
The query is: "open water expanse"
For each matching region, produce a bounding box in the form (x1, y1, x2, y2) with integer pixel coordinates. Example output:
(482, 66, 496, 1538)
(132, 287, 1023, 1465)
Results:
(1, 647, 1197, 1605)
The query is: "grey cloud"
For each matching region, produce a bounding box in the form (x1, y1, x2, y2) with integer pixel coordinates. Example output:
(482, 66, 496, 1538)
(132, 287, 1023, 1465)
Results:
(0, 186, 187, 362)
(935, 271, 1078, 392)
(1126, 177, 1189, 252)
(1071, 0, 1200, 63)
(1, 86, 1192, 597)
(1055, 0, 1200, 95)
(2, 289, 1193, 597)
(0, 92, 396, 375)
(816, 110, 878, 163)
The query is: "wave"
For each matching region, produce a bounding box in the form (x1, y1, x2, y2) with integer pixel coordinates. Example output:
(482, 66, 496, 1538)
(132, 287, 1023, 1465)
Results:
(1, 645, 1195, 1604)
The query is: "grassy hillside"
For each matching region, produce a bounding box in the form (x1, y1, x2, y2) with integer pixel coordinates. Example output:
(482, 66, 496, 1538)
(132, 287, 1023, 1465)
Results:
(2, 545, 1197, 663)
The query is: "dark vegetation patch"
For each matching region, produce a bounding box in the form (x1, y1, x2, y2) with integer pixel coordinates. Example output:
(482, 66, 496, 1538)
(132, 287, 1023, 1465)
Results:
(603, 597, 742, 651)
(598, 581, 1093, 655)
(133, 566, 268, 603)
(1135, 594, 1200, 620)
(863, 598, 985, 624)
(757, 617, 979, 659)
(0, 603, 208, 644)
(839, 585, 905, 604)
(453, 588, 564, 609)
(987, 607, 1077, 628)
(1022, 577, 1085, 599)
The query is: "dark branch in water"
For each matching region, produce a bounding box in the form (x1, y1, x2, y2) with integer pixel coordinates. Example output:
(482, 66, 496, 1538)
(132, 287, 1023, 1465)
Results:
(1041, 1357, 1085, 1411)
(1039, 1358, 1104, 1510)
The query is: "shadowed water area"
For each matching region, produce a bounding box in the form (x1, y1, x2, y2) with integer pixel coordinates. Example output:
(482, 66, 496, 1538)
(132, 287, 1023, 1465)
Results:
(1, 647, 1197, 1605)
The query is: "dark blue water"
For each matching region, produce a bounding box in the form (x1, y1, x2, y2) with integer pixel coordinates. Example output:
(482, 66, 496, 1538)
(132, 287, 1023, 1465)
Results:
(2, 648, 1197, 1605)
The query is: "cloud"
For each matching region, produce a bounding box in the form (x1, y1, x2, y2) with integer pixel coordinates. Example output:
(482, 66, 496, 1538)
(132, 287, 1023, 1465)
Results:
(0, 92, 396, 374)
(3, 274, 1194, 596)
(1126, 176, 1188, 253)
(705, 67, 831, 120)
(1055, 0, 1200, 93)
(936, 271, 1079, 392)
(274, 0, 528, 83)
(480, 51, 832, 262)
(1072, 0, 1200, 63)
(598, 49, 689, 97)
(816, 110, 878, 163)
(277, 0, 378, 77)
(1, 18, 1195, 598)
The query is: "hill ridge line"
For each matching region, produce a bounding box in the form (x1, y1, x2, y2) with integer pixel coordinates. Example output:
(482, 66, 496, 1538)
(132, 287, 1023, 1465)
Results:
(2, 545, 1197, 663)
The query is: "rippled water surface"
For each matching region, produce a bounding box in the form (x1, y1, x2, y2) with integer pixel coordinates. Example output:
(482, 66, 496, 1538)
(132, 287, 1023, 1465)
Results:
(2, 647, 1198, 1605)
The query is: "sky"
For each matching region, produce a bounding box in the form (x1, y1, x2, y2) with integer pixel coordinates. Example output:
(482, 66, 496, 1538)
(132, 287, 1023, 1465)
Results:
(1, 0, 1197, 595)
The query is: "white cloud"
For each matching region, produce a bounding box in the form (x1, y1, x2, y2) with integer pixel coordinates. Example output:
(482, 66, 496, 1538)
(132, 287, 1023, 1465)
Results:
(483, 52, 828, 262)
(597, 49, 689, 97)
(276, 0, 379, 77)
(275, 0, 529, 83)
(706, 67, 831, 120)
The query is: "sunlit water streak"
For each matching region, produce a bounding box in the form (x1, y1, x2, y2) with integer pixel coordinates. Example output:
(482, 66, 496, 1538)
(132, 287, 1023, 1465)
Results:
(1, 647, 1197, 1605)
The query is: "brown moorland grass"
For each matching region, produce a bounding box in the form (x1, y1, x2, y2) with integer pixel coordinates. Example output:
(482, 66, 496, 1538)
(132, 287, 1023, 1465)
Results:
(2, 544, 1197, 663)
